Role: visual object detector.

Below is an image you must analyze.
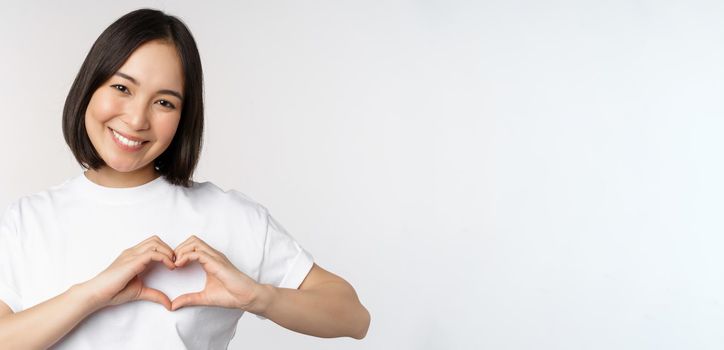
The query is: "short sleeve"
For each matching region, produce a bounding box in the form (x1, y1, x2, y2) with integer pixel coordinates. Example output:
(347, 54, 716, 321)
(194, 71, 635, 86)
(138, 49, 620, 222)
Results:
(0, 202, 23, 313)
(254, 207, 314, 320)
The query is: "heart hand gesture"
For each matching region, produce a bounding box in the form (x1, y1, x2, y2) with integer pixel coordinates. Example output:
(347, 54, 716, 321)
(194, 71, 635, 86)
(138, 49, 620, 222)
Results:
(84, 235, 177, 311)
(170, 235, 264, 312)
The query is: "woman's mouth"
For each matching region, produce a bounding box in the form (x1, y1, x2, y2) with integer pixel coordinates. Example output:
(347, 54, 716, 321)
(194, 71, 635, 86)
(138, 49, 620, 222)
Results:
(108, 127, 149, 152)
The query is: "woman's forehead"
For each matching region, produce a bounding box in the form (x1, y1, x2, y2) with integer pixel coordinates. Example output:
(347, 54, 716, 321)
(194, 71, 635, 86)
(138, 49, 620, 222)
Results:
(115, 40, 184, 91)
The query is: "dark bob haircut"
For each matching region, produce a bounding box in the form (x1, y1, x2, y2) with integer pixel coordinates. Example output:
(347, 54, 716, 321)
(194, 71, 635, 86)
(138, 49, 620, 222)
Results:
(62, 8, 203, 188)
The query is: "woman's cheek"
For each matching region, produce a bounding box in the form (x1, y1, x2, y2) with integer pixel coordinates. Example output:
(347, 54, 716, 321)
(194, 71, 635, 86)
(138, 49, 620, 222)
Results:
(158, 115, 181, 142)
(89, 91, 124, 123)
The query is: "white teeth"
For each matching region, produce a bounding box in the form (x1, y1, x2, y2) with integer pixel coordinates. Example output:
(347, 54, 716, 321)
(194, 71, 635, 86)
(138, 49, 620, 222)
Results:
(112, 129, 144, 147)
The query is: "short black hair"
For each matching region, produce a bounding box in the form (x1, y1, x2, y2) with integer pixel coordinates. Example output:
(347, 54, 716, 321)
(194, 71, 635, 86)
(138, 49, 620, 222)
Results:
(62, 8, 204, 188)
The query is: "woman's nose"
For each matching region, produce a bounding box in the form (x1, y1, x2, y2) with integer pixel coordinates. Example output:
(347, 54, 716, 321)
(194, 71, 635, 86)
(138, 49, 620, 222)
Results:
(124, 99, 151, 130)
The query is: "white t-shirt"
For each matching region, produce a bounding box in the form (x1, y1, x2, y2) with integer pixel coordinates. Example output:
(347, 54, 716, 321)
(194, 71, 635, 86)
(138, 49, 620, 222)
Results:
(0, 172, 314, 349)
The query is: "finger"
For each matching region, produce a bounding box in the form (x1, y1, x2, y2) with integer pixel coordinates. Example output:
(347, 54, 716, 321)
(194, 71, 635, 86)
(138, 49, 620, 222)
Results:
(174, 238, 210, 257)
(146, 236, 176, 255)
(174, 250, 217, 272)
(173, 235, 199, 252)
(142, 242, 176, 261)
(137, 286, 173, 311)
(173, 243, 199, 257)
(171, 292, 206, 311)
(150, 236, 176, 254)
(138, 234, 164, 246)
(140, 235, 159, 244)
(175, 237, 222, 259)
(133, 235, 174, 256)
(175, 243, 221, 259)
(145, 250, 177, 270)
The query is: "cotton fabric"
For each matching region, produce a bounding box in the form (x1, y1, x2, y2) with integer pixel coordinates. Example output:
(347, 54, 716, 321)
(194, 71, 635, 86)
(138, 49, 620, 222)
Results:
(0, 172, 314, 349)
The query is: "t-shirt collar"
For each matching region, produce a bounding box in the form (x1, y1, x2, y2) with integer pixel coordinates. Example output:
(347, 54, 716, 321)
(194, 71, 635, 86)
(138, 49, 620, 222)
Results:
(73, 171, 172, 205)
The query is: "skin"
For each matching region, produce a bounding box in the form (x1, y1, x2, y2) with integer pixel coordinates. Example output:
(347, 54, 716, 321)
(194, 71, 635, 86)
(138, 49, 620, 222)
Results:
(82, 39, 369, 337)
(83, 39, 183, 188)
(0, 39, 369, 345)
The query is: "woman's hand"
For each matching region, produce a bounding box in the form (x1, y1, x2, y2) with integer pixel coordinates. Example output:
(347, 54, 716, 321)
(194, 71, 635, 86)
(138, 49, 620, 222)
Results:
(82, 235, 177, 310)
(170, 235, 263, 312)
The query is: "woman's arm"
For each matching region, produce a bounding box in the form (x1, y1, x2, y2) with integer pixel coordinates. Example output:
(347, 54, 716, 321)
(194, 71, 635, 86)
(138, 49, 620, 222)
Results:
(0, 282, 103, 349)
(250, 263, 371, 339)
(168, 237, 370, 339)
(0, 235, 177, 349)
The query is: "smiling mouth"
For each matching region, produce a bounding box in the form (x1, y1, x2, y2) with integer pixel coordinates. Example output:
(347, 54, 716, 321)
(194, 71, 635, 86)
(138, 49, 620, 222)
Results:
(108, 127, 148, 142)
(108, 127, 149, 149)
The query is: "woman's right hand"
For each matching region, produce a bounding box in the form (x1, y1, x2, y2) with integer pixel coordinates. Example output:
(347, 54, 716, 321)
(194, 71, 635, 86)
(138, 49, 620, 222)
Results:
(80, 235, 177, 310)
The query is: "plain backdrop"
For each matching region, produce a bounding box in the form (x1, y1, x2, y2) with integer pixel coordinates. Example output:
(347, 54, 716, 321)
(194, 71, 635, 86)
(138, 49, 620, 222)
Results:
(1, 1, 723, 349)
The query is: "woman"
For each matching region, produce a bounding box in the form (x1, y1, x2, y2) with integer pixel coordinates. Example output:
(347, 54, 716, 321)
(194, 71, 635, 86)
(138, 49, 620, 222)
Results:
(0, 8, 370, 349)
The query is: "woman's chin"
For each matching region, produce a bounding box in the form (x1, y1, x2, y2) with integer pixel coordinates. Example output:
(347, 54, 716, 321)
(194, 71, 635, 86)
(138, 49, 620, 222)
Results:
(104, 160, 150, 174)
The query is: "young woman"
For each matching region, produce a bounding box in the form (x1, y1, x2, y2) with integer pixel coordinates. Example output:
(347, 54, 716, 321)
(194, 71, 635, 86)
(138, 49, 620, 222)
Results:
(0, 8, 370, 349)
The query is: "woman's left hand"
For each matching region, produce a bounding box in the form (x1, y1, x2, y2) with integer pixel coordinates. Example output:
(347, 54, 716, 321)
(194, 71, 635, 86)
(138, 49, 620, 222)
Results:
(170, 235, 263, 312)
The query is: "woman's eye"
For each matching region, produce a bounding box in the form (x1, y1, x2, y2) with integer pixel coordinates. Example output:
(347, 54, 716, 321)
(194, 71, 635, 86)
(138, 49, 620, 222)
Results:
(158, 100, 176, 109)
(111, 84, 129, 94)
(109, 84, 175, 109)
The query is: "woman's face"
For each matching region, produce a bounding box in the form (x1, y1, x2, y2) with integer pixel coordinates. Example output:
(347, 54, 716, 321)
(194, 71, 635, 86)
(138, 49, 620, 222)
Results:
(84, 39, 184, 174)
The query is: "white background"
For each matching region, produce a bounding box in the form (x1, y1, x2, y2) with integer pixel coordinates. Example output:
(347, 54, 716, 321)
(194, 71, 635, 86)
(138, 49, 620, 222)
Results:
(1, 1, 723, 349)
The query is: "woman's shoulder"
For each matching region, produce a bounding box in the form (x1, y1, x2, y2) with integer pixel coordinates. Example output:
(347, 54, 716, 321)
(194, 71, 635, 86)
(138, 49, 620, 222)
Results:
(3, 177, 76, 216)
(183, 179, 270, 217)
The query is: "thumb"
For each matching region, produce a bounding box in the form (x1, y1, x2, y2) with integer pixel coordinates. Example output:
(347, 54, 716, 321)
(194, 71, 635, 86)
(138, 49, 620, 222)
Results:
(137, 287, 172, 311)
(171, 292, 206, 311)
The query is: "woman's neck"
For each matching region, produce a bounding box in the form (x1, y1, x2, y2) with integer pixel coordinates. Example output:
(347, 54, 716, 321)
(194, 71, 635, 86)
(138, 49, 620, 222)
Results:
(84, 165, 160, 188)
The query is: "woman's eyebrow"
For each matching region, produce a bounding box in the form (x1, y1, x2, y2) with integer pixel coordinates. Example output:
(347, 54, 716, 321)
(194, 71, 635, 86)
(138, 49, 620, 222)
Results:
(114, 71, 184, 101)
